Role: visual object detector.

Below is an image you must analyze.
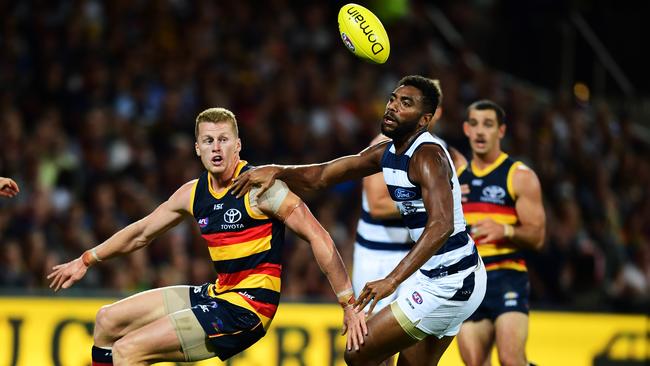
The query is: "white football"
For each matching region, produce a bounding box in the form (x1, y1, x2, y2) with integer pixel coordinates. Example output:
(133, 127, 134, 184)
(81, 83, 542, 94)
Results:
(338, 3, 390, 64)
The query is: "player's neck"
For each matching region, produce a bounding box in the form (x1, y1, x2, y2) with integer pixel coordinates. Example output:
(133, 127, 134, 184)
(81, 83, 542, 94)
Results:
(210, 158, 241, 191)
(393, 128, 425, 154)
(472, 149, 503, 169)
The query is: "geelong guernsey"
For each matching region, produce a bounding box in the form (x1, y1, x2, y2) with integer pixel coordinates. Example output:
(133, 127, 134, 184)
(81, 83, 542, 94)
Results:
(355, 190, 413, 251)
(458, 153, 526, 272)
(190, 161, 285, 330)
(381, 130, 477, 276)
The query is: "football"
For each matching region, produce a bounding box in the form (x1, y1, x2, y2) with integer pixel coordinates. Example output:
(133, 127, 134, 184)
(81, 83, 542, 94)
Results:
(338, 3, 390, 64)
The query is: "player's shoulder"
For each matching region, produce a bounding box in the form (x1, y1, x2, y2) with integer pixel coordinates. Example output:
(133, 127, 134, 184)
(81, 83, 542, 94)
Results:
(369, 133, 391, 147)
(511, 161, 541, 193)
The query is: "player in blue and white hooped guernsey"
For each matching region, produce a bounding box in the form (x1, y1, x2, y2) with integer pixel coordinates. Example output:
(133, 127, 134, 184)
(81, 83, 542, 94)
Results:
(232, 75, 487, 366)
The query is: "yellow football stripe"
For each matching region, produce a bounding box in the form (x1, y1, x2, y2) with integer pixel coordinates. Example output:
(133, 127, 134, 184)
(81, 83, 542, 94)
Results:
(507, 161, 523, 200)
(188, 179, 199, 216)
(208, 235, 271, 260)
(486, 261, 527, 272)
(215, 292, 272, 330)
(465, 212, 518, 225)
(245, 191, 268, 220)
(215, 273, 281, 293)
(470, 153, 508, 177)
(477, 243, 518, 257)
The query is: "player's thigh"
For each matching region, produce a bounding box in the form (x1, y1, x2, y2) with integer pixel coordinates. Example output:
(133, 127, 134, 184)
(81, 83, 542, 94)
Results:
(397, 335, 454, 366)
(494, 312, 528, 359)
(96, 285, 192, 337)
(344, 305, 419, 365)
(457, 319, 495, 366)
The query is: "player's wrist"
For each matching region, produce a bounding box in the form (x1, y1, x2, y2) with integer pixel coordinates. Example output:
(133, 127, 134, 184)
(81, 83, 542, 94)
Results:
(81, 248, 102, 267)
(337, 288, 355, 309)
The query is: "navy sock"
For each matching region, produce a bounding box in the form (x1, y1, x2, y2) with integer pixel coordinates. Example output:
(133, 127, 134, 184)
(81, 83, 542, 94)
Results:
(91, 345, 113, 365)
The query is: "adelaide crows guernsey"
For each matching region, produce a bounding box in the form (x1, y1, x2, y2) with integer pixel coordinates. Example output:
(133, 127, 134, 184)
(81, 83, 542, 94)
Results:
(457, 153, 526, 272)
(381, 130, 477, 276)
(190, 161, 285, 330)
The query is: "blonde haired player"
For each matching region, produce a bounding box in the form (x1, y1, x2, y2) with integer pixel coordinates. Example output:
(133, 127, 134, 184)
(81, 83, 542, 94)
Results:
(48, 108, 366, 365)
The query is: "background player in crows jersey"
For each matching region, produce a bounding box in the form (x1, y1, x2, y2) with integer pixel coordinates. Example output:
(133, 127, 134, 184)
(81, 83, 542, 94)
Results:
(47, 108, 366, 365)
(456, 100, 546, 366)
(353, 80, 467, 365)
(232, 75, 487, 366)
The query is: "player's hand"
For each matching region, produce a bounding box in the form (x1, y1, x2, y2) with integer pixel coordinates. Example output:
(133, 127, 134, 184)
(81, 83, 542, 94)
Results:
(341, 305, 367, 351)
(47, 257, 88, 292)
(231, 165, 280, 199)
(460, 184, 470, 203)
(354, 277, 398, 316)
(0, 177, 20, 198)
(471, 218, 505, 244)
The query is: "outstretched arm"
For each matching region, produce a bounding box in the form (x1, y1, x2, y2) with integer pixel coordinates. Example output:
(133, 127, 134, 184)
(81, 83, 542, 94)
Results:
(252, 181, 367, 351)
(356, 145, 455, 313)
(47, 180, 195, 291)
(0, 177, 19, 198)
(231, 141, 388, 199)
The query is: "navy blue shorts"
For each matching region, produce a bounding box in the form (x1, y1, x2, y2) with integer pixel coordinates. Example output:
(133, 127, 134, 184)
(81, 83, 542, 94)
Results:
(466, 270, 529, 322)
(189, 283, 266, 360)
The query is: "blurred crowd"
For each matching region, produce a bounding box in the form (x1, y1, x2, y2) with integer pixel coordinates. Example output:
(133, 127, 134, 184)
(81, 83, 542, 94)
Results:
(0, 0, 648, 312)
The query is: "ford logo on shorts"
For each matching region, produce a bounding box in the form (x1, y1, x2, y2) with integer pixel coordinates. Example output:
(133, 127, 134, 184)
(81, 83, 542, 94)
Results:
(395, 188, 416, 200)
(412, 291, 423, 304)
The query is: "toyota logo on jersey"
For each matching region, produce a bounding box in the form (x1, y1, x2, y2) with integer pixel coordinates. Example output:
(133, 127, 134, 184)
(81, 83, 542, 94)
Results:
(223, 208, 242, 224)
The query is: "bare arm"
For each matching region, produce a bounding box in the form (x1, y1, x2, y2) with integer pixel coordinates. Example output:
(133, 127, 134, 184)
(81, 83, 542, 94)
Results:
(356, 145, 455, 312)
(252, 181, 367, 350)
(448, 146, 467, 170)
(511, 166, 546, 250)
(231, 141, 389, 198)
(364, 172, 400, 219)
(48, 180, 195, 290)
(363, 134, 400, 219)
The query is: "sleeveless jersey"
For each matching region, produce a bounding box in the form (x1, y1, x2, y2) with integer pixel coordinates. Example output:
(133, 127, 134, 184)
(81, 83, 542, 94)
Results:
(381, 130, 476, 274)
(355, 190, 413, 251)
(190, 161, 285, 330)
(457, 153, 526, 272)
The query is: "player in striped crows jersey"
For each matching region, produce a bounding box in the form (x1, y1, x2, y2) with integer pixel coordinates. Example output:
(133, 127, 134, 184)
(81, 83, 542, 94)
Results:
(456, 100, 546, 366)
(48, 108, 366, 365)
(232, 75, 487, 366)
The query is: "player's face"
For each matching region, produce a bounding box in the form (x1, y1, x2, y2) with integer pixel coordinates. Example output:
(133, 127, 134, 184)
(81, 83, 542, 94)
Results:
(382, 85, 430, 140)
(463, 108, 505, 155)
(195, 121, 241, 176)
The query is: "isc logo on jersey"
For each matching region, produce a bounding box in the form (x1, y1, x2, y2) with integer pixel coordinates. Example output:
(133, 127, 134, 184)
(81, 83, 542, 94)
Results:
(337, 3, 390, 64)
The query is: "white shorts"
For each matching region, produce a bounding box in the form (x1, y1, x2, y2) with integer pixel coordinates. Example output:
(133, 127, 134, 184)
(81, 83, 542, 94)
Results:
(392, 258, 487, 339)
(352, 243, 418, 313)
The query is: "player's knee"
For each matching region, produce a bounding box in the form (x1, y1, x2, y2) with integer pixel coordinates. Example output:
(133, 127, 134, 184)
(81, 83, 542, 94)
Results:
(94, 305, 121, 342)
(497, 349, 526, 366)
(344, 348, 365, 366)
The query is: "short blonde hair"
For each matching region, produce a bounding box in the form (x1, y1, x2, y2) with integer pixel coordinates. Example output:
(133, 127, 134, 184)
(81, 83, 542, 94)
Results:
(195, 107, 239, 138)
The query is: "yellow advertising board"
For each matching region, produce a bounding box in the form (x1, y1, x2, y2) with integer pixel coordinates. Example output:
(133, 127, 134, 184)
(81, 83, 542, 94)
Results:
(0, 297, 647, 366)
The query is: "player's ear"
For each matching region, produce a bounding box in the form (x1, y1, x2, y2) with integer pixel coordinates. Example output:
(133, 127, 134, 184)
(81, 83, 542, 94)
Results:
(498, 123, 506, 138)
(195, 141, 201, 156)
(419, 112, 433, 128)
(463, 121, 471, 137)
(235, 138, 241, 154)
